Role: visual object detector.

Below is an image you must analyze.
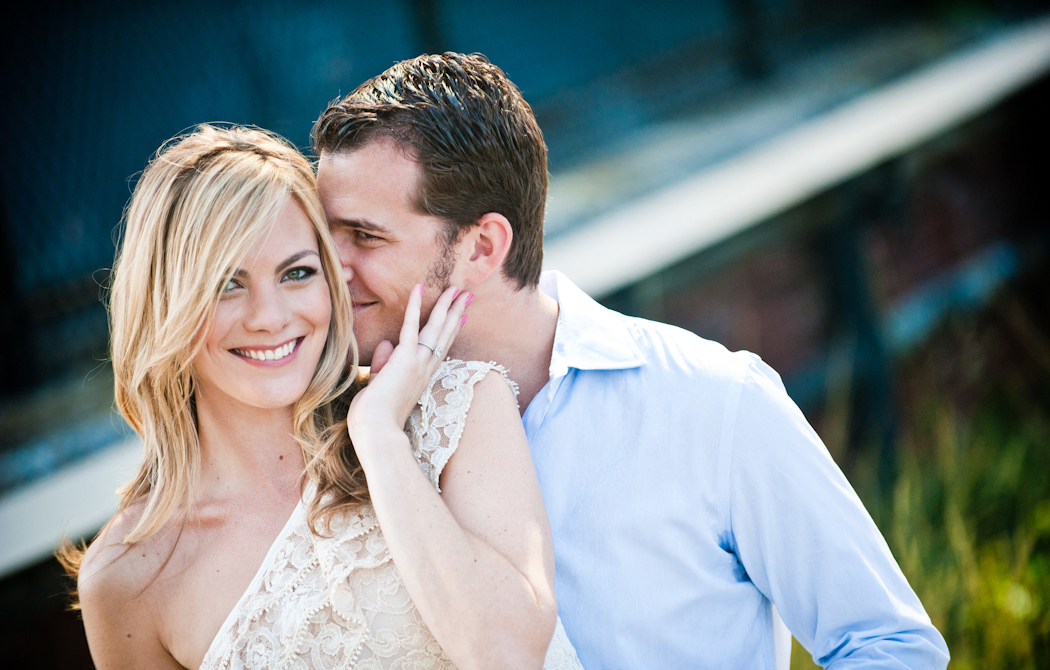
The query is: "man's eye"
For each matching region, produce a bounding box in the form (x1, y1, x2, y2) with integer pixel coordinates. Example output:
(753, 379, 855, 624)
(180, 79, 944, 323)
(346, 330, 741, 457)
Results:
(284, 266, 317, 282)
(355, 230, 380, 242)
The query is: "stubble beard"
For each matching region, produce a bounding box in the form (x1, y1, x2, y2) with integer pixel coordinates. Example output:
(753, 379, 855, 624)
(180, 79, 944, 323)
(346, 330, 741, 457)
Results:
(424, 225, 461, 296)
(424, 248, 455, 293)
(355, 235, 458, 365)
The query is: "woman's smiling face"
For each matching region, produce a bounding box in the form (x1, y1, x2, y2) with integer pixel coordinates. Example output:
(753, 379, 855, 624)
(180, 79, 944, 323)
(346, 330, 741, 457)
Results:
(192, 196, 332, 411)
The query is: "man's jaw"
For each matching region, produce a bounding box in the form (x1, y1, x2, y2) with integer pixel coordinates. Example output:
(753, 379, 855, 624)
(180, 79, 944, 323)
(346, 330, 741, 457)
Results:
(355, 337, 380, 366)
(349, 316, 395, 367)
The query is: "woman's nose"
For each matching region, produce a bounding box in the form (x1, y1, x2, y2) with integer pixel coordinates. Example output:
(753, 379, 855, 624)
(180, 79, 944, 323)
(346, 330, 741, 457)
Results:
(243, 285, 292, 332)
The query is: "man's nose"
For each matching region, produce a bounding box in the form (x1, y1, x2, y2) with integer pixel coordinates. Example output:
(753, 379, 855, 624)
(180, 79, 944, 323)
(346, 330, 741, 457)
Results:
(331, 236, 355, 278)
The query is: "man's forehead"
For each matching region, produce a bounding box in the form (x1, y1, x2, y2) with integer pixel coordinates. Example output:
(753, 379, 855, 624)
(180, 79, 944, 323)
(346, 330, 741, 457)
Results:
(318, 163, 445, 243)
(318, 138, 418, 176)
(317, 145, 420, 204)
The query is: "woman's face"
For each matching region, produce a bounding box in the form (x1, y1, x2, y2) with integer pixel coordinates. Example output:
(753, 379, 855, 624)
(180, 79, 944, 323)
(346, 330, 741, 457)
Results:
(193, 196, 332, 412)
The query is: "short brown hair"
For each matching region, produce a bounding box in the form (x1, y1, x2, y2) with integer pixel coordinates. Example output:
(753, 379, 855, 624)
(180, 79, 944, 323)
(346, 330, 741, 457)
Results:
(312, 52, 548, 289)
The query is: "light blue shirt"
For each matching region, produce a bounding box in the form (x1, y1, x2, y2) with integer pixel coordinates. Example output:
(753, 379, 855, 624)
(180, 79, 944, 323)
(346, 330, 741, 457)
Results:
(523, 272, 949, 669)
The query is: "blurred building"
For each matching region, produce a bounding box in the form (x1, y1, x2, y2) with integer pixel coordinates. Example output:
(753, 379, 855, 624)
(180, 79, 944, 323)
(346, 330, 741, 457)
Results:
(1, 1, 1048, 667)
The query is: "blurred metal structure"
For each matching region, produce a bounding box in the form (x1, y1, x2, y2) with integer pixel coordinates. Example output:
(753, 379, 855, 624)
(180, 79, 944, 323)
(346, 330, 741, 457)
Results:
(544, 20, 1050, 296)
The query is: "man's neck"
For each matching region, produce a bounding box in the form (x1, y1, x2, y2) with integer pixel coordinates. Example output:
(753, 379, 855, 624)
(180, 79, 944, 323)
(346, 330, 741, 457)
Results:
(448, 281, 559, 413)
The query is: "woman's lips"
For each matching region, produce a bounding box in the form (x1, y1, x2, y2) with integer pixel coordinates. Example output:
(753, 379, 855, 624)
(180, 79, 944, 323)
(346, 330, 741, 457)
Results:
(230, 337, 303, 366)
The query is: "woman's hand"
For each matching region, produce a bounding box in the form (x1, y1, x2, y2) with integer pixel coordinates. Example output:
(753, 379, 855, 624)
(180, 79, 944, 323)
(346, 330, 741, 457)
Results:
(347, 285, 470, 445)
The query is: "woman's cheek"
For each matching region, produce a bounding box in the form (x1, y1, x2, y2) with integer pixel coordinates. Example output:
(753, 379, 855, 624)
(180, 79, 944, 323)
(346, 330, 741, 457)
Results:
(311, 282, 334, 329)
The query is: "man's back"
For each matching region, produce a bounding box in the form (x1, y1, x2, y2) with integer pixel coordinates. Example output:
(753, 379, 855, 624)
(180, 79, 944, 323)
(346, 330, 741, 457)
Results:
(523, 271, 949, 669)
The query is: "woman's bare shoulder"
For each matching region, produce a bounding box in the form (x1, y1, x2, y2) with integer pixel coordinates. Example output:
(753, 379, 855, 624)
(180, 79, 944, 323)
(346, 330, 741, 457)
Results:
(462, 368, 521, 426)
(78, 500, 183, 668)
(80, 500, 161, 591)
(78, 499, 186, 618)
(442, 367, 533, 490)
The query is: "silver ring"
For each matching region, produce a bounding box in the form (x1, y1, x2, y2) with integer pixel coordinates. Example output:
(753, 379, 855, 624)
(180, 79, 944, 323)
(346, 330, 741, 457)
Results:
(418, 342, 441, 359)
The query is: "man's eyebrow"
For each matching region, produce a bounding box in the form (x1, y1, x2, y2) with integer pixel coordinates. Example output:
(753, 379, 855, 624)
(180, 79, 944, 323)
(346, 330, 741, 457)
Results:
(276, 250, 319, 273)
(331, 217, 389, 234)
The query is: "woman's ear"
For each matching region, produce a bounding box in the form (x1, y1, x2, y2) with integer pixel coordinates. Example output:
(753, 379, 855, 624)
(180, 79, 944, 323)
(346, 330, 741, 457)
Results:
(457, 212, 512, 285)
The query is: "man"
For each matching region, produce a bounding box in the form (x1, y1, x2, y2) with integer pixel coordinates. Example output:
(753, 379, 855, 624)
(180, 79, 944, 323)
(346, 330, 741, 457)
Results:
(313, 53, 949, 669)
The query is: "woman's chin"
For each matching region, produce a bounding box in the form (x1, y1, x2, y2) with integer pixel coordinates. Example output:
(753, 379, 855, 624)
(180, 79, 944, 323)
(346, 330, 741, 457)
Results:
(244, 383, 313, 410)
(195, 377, 314, 414)
(194, 351, 322, 411)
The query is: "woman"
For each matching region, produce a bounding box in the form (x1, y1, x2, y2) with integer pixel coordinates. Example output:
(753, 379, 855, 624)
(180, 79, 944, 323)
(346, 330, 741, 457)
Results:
(66, 125, 582, 669)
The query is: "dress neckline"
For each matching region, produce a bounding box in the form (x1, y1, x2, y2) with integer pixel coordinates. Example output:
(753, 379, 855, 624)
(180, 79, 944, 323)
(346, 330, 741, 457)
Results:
(198, 493, 307, 667)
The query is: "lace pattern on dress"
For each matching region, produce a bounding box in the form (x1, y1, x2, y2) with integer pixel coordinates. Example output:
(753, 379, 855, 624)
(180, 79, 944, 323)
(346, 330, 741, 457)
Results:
(407, 360, 519, 492)
(199, 360, 582, 670)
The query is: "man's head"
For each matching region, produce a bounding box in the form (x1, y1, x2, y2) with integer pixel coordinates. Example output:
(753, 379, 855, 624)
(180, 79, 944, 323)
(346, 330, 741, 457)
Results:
(313, 52, 548, 362)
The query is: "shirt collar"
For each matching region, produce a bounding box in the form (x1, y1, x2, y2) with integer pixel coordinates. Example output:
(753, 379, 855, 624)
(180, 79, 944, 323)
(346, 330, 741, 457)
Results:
(540, 271, 647, 377)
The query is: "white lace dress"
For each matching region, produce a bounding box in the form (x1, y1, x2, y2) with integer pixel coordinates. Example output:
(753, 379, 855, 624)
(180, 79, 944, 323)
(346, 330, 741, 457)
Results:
(199, 360, 584, 670)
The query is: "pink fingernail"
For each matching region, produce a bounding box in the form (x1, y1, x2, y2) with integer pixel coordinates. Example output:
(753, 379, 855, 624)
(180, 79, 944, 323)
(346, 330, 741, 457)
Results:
(418, 284, 425, 296)
(461, 314, 468, 325)
(465, 293, 474, 307)
(452, 288, 462, 300)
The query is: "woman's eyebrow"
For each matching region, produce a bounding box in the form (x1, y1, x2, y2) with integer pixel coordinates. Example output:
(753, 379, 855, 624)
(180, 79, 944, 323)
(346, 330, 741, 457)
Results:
(276, 249, 319, 273)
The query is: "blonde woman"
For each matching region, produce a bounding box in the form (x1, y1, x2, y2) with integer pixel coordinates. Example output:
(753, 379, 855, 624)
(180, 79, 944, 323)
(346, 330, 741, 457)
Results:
(66, 125, 583, 669)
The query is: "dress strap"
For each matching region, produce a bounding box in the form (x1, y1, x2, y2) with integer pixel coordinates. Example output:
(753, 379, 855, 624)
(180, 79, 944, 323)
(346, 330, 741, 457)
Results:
(407, 360, 518, 492)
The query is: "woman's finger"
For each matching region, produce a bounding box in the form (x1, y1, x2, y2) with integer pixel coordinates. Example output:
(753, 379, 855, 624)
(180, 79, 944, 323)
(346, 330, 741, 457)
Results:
(369, 340, 395, 374)
(399, 283, 424, 348)
(419, 291, 469, 377)
(431, 292, 469, 363)
(416, 285, 460, 360)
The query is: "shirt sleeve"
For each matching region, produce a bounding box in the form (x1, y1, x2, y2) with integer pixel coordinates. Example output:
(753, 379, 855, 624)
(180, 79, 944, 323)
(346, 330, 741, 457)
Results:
(721, 358, 950, 669)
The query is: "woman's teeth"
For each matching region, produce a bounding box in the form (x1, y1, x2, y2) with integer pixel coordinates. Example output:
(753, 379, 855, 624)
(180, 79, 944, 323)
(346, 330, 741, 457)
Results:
(234, 340, 296, 361)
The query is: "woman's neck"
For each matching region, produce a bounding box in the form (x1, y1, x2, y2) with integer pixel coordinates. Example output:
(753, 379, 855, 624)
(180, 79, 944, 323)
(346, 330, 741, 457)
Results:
(193, 391, 306, 505)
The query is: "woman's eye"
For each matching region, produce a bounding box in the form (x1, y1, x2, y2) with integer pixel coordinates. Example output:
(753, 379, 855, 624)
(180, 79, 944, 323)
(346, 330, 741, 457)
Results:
(221, 278, 242, 293)
(284, 266, 317, 282)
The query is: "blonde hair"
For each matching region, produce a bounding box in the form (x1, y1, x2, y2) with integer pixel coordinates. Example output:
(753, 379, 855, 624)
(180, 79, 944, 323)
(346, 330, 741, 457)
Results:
(64, 124, 375, 575)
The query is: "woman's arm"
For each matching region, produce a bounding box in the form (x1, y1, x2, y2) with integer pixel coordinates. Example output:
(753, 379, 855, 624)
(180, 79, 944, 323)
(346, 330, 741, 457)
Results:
(347, 287, 557, 670)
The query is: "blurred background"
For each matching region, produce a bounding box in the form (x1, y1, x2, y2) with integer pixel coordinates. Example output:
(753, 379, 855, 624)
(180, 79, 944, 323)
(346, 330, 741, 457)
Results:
(2, 0, 1049, 667)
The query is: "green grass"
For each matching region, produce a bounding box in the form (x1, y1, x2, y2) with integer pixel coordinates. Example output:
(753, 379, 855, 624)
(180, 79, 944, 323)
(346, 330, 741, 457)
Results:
(792, 292, 1050, 668)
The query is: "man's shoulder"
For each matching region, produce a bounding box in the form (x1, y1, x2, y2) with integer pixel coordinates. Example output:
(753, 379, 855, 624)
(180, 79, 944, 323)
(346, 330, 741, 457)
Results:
(614, 310, 767, 384)
(547, 272, 780, 391)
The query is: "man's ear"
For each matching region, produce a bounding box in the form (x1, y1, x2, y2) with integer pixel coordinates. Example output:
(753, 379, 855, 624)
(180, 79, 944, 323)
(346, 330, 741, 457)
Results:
(457, 212, 512, 285)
